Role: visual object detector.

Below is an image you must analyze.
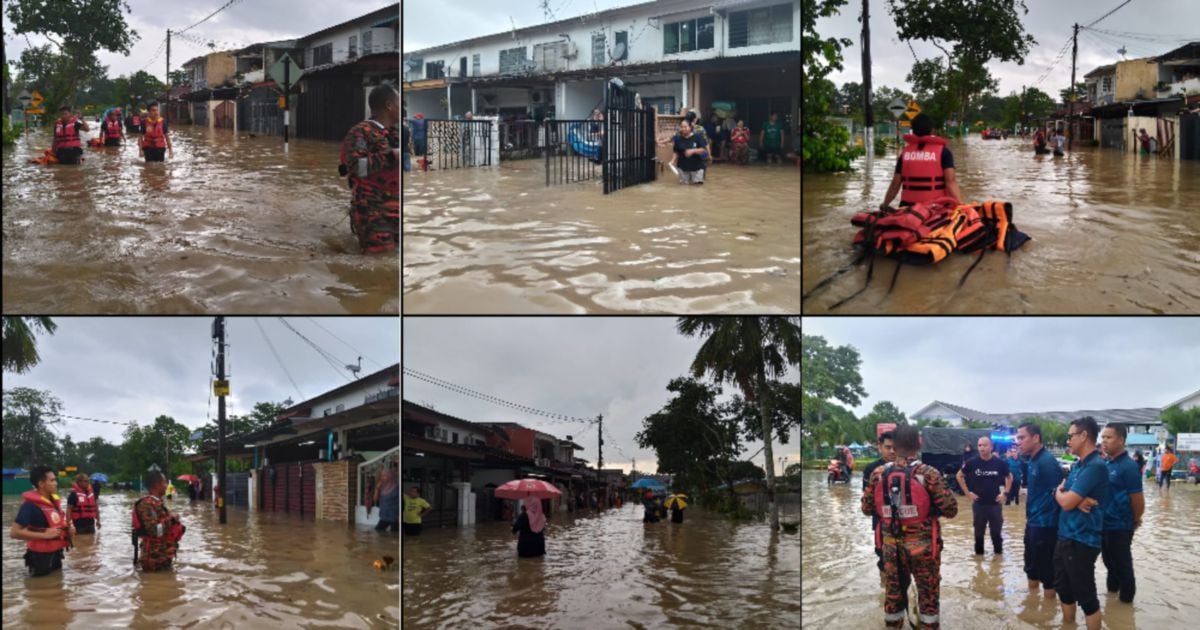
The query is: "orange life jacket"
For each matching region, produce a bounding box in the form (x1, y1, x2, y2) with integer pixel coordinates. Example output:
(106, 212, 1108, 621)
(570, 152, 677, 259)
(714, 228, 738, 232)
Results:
(53, 117, 82, 150)
(141, 118, 167, 149)
(20, 490, 70, 553)
(70, 483, 99, 521)
(899, 134, 949, 205)
(104, 118, 123, 140)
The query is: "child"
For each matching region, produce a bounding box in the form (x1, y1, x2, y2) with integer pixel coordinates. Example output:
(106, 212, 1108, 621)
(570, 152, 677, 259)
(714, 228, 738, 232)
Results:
(730, 120, 751, 165)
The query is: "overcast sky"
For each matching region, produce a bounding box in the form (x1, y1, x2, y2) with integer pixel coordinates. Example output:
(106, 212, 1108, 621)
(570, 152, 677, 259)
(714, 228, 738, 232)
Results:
(402, 318, 801, 476)
(4, 0, 396, 84)
(403, 0, 649, 52)
(800, 317, 1200, 419)
(813, 0, 1200, 100)
(4, 317, 399, 445)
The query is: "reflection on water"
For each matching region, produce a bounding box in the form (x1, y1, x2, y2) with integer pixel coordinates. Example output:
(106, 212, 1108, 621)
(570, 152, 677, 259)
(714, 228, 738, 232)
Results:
(403, 160, 800, 313)
(802, 138, 1200, 313)
(802, 471, 1199, 627)
(2, 126, 398, 314)
(2, 491, 399, 628)
(402, 503, 799, 627)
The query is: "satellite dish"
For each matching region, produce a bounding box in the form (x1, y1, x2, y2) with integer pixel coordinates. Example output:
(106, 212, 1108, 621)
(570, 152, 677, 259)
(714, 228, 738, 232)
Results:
(612, 42, 627, 61)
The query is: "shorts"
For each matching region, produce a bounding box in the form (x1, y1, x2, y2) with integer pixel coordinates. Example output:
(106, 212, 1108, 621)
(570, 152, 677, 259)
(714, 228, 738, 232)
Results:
(104, 137, 122, 147)
(760, 146, 783, 159)
(25, 549, 64, 577)
(144, 147, 166, 162)
(1054, 538, 1102, 616)
(678, 168, 705, 185)
(55, 148, 83, 165)
(1024, 526, 1057, 587)
(402, 522, 423, 536)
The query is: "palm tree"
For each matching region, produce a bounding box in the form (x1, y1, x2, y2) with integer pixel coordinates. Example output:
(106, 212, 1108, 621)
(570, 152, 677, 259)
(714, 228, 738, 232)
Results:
(677, 316, 801, 529)
(2, 317, 57, 374)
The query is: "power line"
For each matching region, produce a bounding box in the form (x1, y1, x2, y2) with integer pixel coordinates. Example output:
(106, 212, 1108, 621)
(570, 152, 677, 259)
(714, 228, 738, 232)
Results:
(277, 318, 353, 383)
(44, 412, 137, 427)
(175, 0, 247, 36)
(304, 317, 384, 370)
(1083, 0, 1134, 29)
(255, 318, 305, 401)
(402, 367, 595, 425)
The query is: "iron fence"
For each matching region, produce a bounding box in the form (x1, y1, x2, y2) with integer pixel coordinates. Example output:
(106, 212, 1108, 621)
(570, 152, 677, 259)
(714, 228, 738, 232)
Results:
(544, 119, 604, 186)
(423, 119, 493, 169)
(604, 82, 657, 194)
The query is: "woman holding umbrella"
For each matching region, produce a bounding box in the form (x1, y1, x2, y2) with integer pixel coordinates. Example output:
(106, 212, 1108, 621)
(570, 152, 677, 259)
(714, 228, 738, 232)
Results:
(495, 478, 559, 558)
(666, 494, 688, 523)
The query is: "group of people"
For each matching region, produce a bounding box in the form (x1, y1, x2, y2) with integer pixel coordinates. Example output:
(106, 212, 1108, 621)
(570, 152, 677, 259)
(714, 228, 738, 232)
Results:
(641, 490, 685, 524)
(661, 110, 792, 185)
(48, 103, 173, 165)
(10, 468, 186, 576)
(1033, 126, 1067, 156)
(861, 418, 1146, 630)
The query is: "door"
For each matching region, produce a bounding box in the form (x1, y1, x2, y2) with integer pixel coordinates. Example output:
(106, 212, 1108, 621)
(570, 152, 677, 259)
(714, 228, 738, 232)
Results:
(603, 81, 656, 194)
(214, 101, 235, 130)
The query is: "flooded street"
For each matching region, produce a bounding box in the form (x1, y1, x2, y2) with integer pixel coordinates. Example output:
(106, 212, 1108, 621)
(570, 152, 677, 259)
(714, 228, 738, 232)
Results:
(2, 491, 399, 628)
(802, 138, 1200, 313)
(2, 125, 398, 314)
(403, 161, 800, 313)
(802, 471, 1200, 627)
(402, 502, 800, 627)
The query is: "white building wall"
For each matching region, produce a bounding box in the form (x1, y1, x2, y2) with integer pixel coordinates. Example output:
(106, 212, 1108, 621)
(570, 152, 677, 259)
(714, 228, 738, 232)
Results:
(404, 90, 445, 118)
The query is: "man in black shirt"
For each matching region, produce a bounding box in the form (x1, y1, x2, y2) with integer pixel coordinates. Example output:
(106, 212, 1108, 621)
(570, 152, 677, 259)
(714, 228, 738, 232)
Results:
(957, 436, 1012, 556)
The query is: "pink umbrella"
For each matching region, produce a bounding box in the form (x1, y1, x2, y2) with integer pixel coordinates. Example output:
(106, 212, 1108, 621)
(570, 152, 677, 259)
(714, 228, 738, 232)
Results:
(494, 478, 562, 499)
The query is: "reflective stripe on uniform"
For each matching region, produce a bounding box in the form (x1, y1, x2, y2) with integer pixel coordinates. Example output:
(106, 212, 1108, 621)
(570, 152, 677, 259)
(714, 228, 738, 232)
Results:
(921, 613, 940, 623)
(884, 611, 907, 622)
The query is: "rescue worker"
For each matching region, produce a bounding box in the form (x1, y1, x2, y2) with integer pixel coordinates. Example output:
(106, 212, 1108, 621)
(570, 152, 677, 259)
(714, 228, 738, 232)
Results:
(861, 424, 958, 629)
(138, 102, 173, 162)
(863, 431, 910, 592)
(10, 466, 74, 577)
(52, 105, 90, 165)
(878, 113, 964, 210)
(1099, 423, 1143, 604)
(67, 473, 101, 534)
(101, 108, 125, 146)
(338, 84, 400, 253)
(133, 471, 186, 571)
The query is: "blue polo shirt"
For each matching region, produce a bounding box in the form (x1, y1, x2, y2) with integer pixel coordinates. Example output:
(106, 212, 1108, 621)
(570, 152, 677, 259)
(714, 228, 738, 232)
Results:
(1058, 449, 1111, 548)
(1006, 456, 1023, 485)
(1103, 451, 1143, 531)
(1025, 446, 1062, 528)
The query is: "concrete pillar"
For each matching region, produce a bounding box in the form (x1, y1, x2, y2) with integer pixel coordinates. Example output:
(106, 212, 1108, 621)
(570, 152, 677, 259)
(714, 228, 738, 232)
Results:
(450, 482, 474, 526)
(248, 469, 257, 512)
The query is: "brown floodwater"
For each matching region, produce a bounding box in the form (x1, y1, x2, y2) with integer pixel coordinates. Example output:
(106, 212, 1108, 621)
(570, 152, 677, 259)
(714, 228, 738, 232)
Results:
(802, 470, 1200, 627)
(402, 160, 800, 313)
(401, 502, 800, 627)
(2, 491, 399, 628)
(2, 125, 398, 314)
(802, 137, 1200, 313)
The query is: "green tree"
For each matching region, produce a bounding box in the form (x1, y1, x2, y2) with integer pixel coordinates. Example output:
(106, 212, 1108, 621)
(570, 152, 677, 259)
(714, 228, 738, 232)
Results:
(635, 377, 742, 499)
(862, 401, 907, 427)
(915, 417, 950, 429)
(1020, 416, 1068, 449)
(1160, 405, 1200, 439)
(2, 387, 65, 469)
(677, 316, 801, 529)
(871, 86, 914, 126)
(1059, 82, 1088, 105)
(801, 0, 864, 172)
(836, 81, 865, 120)
(726, 380, 801, 446)
(728, 460, 766, 482)
(963, 419, 994, 429)
(2, 317, 57, 374)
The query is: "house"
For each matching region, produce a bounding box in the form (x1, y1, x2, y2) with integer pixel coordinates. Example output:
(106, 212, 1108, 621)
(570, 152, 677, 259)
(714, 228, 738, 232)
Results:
(179, 50, 241, 129)
(1165, 388, 1200, 411)
(1085, 63, 1117, 106)
(402, 0, 799, 139)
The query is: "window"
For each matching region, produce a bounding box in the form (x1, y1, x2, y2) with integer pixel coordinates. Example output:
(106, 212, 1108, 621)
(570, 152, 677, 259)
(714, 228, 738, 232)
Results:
(664, 16, 715, 54)
(643, 96, 676, 114)
(426, 60, 445, 79)
(405, 57, 423, 81)
(729, 3, 794, 48)
(312, 43, 333, 66)
(336, 403, 344, 412)
(349, 35, 357, 59)
(460, 56, 468, 78)
(593, 32, 606, 66)
(534, 42, 568, 72)
(499, 46, 528, 74)
(615, 30, 628, 59)
(1102, 76, 1112, 92)
(472, 53, 480, 76)
(363, 29, 373, 54)
(452, 432, 459, 444)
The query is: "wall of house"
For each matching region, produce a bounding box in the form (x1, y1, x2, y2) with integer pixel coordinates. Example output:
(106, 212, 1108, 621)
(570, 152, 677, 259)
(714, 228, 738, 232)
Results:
(296, 374, 395, 420)
(206, 53, 238, 87)
(562, 79, 606, 119)
(403, 0, 800, 81)
(404, 88, 446, 118)
(313, 459, 355, 523)
(488, 427, 536, 459)
(1115, 59, 1159, 101)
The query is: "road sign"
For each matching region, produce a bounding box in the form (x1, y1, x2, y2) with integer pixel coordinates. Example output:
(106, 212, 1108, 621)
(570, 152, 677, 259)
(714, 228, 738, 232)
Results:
(899, 120, 911, 127)
(25, 108, 45, 115)
(888, 97, 907, 120)
(268, 53, 304, 89)
(905, 99, 922, 120)
(1176, 432, 1200, 450)
(31, 90, 44, 105)
(213, 379, 230, 396)
(1154, 427, 1168, 441)
(18, 89, 32, 106)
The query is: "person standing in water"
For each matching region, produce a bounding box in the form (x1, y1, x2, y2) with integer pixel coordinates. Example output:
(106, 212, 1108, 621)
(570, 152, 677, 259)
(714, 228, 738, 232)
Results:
(513, 498, 546, 557)
(101, 108, 125, 147)
(374, 467, 400, 532)
(402, 486, 432, 536)
(51, 106, 90, 165)
(339, 85, 401, 253)
(138, 102, 173, 162)
(11, 466, 74, 577)
(672, 121, 708, 185)
(67, 474, 101, 534)
(133, 471, 186, 572)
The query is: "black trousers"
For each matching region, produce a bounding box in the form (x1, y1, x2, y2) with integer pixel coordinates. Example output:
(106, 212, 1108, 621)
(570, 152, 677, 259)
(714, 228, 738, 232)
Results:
(375, 519, 399, 532)
(1005, 488, 1020, 505)
(972, 503, 1003, 553)
(25, 549, 63, 576)
(1024, 526, 1058, 588)
(144, 147, 166, 162)
(1054, 538, 1102, 616)
(401, 522, 422, 536)
(55, 147, 82, 165)
(1101, 529, 1136, 603)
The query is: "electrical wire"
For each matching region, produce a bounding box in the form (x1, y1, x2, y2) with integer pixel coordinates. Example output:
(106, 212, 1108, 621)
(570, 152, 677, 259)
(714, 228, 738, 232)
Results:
(403, 367, 595, 425)
(1083, 0, 1134, 29)
(175, 0, 248, 37)
(277, 318, 353, 383)
(255, 318, 305, 401)
(305, 317, 384, 370)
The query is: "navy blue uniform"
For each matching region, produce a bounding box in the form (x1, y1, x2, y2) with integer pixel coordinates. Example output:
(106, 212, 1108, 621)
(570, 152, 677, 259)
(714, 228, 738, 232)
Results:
(1102, 450, 1142, 602)
(1024, 446, 1062, 588)
(1054, 449, 1111, 617)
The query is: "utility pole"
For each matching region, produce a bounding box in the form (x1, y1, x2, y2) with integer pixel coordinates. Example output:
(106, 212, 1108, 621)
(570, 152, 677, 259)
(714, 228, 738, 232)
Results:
(1069, 23, 1079, 151)
(597, 414, 604, 469)
(213, 317, 228, 525)
(861, 0, 873, 155)
(166, 30, 171, 87)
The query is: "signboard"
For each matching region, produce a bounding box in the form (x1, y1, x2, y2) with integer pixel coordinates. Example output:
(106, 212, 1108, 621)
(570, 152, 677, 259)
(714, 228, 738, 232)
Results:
(213, 379, 230, 396)
(876, 423, 897, 439)
(899, 120, 911, 128)
(268, 53, 304, 89)
(18, 89, 32, 107)
(31, 90, 44, 106)
(1177, 432, 1200, 451)
(904, 99, 922, 120)
(887, 97, 907, 120)
(1154, 427, 1168, 442)
(25, 108, 45, 115)
(65, 466, 77, 472)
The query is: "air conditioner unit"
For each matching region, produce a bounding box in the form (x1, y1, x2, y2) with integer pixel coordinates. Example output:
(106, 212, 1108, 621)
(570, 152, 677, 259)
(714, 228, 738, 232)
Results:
(562, 42, 578, 59)
(365, 27, 396, 54)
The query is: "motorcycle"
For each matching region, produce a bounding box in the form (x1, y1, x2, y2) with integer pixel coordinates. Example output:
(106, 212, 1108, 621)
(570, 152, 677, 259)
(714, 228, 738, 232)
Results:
(827, 459, 851, 485)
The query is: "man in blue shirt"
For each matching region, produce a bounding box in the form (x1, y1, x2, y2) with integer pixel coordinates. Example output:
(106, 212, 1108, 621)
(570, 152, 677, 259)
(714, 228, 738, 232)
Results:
(1016, 421, 1062, 599)
(1099, 424, 1143, 603)
(1054, 417, 1111, 630)
(1005, 447, 1023, 506)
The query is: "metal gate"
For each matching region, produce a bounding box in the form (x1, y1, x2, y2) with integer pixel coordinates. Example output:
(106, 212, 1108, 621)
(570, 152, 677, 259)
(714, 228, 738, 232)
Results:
(1100, 118, 1126, 150)
(545, 119, 603, 186)
(214, 101, 235, 130)
(1179, 114, 1199, 160)
(226, 472, 249, 507)
(261, 461, 316, 517)
(422, 120, 492, 170)
(603, 81, 657, 194)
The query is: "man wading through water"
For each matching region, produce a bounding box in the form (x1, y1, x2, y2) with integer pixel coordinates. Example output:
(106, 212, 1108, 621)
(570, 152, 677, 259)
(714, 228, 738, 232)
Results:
(956, 436, 1012, 556)
(339, 85, 401, 253)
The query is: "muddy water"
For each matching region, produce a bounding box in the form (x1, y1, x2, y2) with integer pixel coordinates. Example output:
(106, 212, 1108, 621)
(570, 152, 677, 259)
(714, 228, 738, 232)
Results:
(802, 137, 1200, 313)
(402, 502, 800, 627)
(2, 125, 398, 314)
(802, 470, 1200, 627)
(403, 160, 800, 313)
(1, 491, 399, 628)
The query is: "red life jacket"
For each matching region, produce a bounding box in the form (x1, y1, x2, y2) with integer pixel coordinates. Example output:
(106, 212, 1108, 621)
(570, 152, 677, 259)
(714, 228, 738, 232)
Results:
(70, 483, 99, 521)
(53, 117, 82, 150)
(899, 134, 949, 205)
(20, 490, 70, 553)
(104, 118, 123, 140)
(873, 462, 941, 562)
(141, 118, 167, 149)
(132, 115, 141, 127)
